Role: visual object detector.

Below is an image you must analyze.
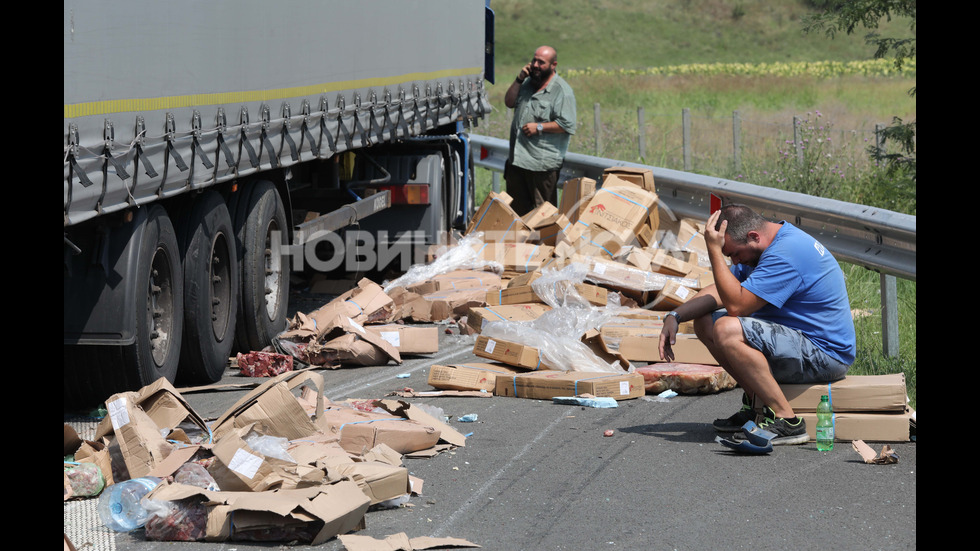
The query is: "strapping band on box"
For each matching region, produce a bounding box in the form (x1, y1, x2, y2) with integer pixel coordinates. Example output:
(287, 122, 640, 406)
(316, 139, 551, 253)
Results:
(601, 189, 650, 211)
(574, 373, 622, 395)
(472, 197, 502, 231)
(524, 244, 541, 273)
(346, 299, 363, 312)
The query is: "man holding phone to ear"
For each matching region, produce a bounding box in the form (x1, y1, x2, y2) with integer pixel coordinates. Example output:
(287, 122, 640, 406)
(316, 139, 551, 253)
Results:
(659, 204, 856, 445)
(503, 45, 577, 216)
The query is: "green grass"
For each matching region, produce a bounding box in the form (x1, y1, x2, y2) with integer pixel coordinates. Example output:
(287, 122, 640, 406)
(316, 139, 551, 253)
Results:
(478, 0, 916, 409)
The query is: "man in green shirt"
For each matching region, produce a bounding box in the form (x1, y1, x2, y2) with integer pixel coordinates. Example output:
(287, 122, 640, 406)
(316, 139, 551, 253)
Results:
(504, 45, 577, 216)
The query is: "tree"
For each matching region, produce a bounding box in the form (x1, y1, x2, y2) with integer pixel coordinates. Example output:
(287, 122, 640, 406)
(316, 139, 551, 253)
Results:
(802, 0, 916, 182)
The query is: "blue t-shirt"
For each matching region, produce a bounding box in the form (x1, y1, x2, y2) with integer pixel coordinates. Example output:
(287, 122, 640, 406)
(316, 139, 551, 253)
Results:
(731, 222, 856, 365)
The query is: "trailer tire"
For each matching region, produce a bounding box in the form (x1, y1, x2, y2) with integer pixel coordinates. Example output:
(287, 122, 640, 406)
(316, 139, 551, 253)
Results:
(65, 205, 184, 408)
(174, 191, 238, 384)
(233, 181, 289, 353)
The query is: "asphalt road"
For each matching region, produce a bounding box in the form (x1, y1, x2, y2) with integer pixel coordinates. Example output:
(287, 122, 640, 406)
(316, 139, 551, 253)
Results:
(64, 292, 916, 551)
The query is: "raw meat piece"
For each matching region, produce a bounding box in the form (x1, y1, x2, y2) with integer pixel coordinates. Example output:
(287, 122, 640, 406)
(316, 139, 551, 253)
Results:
(636, 363, 736, 395)
(144, 499, 209, 541)
(64, 462, 105, 498)
(237, 351, 293, 377)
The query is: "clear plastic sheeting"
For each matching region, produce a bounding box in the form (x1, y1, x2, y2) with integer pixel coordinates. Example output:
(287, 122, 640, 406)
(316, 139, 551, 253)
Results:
(530, 262, 619, 309)
(481, 272, 633, 373)
(383, 233, 502, 293)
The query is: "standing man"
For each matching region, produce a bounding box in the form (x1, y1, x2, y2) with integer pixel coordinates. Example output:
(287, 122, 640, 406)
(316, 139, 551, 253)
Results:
(658, 204, 856, 445)
(504, 45, 577, 216)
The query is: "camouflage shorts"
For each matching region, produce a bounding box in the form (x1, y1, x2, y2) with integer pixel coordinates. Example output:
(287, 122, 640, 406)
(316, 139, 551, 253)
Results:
(712, 310, 849, 384)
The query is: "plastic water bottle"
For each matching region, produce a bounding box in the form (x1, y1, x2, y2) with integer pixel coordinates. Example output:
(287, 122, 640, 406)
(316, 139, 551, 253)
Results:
(816, 395, 834, 451)
(97, 477, 162, 532)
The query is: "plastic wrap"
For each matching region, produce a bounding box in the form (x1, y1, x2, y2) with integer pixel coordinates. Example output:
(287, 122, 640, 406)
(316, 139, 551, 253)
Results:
(244, 432, 297, 463)
(173, 462, 220, 491)
(482, 300, 632, 374)
(383, 233, 502, 293)
(64, 462, 105, 498)
(530, 262, 621, 309)
(144, 497, 209, 541)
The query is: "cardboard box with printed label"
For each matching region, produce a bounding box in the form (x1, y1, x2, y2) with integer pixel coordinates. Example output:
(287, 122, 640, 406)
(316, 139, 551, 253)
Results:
(780, 374, 908, 413)
(473, 335, 553, 370)
(649, 280, 698, 309)
(602, 166, 660, 233)
(366, 324, 439, 355)
(428, 362, 530, 393)
(494, 370, 646, 401)
(577, 175, 658, 243)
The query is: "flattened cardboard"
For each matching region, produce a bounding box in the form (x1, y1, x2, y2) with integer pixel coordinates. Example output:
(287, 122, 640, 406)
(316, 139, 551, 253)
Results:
(148, 480, 370, 545)
(102, 390, 176, 478)
(495, 370, 645, 401)
(781, 374, 908, 413)
(210, 371, 324, 443)
(427, 362, 530, 393)
(798, 407, 914, 442)
(209, 424, 325, 492)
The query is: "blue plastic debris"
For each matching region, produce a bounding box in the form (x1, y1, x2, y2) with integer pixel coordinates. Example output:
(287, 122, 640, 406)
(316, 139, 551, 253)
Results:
(458, 414, 478, 422)
(552, 396, 618, 408)
(396, 373, 411, 379)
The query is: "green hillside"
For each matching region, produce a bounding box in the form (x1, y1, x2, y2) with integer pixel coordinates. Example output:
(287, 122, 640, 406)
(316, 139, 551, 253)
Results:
(489, 0, 913, 72)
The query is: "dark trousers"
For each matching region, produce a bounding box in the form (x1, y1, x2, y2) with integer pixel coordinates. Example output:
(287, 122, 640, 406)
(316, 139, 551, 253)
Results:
(504, 161, 560, 216)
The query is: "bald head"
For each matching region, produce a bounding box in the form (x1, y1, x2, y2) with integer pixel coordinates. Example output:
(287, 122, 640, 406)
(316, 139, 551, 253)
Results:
(530, 46, 558, 85)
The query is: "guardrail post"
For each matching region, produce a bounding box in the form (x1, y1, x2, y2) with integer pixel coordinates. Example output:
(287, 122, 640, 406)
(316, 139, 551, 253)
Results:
(492, 171, 501, 193)
(594, 103, 602, 156)
(881, 273, 899, 358)
(732, 110, 742, 173)
(682, 108, 691, 171)
(793, 116, 804, 166)
(637, 106, 646, 160)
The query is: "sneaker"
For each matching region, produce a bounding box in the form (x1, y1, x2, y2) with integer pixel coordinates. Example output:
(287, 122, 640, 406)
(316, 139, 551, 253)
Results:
(753, 408, 809, 446)
(712, 393, 756, 432)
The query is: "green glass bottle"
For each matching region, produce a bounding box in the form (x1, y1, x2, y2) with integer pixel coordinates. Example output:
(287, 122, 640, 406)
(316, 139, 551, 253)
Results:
(816, 395, 834, 451)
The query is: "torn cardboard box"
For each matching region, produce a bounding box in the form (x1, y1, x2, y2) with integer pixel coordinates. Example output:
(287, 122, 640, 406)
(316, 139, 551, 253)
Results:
(466, 191, 532, 243)
(366, 324, 439, 355)
(146, 479, 370, 545)
(209, 424, 326, 492)
(403, 269, 502, 296)
(210, 370, 325, 443)
(317, 403, 442, 456)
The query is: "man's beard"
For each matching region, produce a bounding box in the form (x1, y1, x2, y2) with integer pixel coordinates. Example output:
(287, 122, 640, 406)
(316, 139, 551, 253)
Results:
(530, 66, 553, 85)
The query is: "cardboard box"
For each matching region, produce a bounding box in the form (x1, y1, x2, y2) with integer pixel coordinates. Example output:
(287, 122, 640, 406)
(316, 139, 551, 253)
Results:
(577, 175, 658, 243)
(473, 335, 553, 370)
(281, 278, 394, 341)
(536, 212, 573, 246)
(521, 201, 559, 228)
(479, 242, 554, 273)
(466, 191, 532, 242)
(147, 480, 370, 545)
(210, 371, 325, 443)
(558, 177, 597, 224)
(485, 281, 607, 307)
(427, 362, 530, 393)
(393, 286, 491, 323)
(366, 324, 439, 354)
(649, 280, 698, 309)
(781, 374, 908, 413)
(466, 303, 552, 333)
(209, 424, 327, 492)
(798, 407, 914, 442)
(494, 370, 646, 401)
(615, 333, 717, 364)
(404, 269, 501, 296)
(649, 249, 695, 277)
(317, 405, 442, 456)
(603, 166, 655, 193)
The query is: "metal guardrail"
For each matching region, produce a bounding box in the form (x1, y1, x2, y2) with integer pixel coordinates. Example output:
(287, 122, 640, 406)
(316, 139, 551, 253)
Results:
(469, 133, 916, 356)
(470, 134, 916, 281)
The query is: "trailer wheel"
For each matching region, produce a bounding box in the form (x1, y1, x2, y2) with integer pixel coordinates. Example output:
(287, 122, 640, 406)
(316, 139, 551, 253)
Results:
(64, 206, 183, 408)
(175, 191, 238, 383)
(233, 180, 289, 353)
